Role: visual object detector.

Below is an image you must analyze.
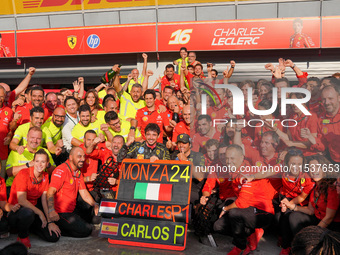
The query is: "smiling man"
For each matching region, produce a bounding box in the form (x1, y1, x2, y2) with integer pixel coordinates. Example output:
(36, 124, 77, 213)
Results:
(117, 123, 170, 162)
(312, 85, 340, 163)
(47, 147, 99, 238)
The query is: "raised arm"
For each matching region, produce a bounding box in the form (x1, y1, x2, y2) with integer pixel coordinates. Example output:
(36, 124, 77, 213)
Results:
(14, 67, 36, 96)
(141, 53, 148, 77)
(142, 70, 154, 93)
(226, 60, 236, 78)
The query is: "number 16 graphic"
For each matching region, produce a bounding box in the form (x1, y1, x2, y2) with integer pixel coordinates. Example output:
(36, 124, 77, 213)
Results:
(168, 29, 193, 45)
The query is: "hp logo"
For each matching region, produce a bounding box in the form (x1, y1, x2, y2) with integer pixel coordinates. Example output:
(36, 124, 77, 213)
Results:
(87, 34, 100, 49)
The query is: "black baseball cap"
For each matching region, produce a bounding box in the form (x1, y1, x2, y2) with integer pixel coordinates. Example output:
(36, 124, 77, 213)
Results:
(176, 133, 190, 144)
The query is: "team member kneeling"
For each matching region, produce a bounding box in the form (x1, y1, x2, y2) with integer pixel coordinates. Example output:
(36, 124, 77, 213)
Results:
(47, 147, 99, 238)
(8, 149, 61, 248)
(218, 145, 277, 255)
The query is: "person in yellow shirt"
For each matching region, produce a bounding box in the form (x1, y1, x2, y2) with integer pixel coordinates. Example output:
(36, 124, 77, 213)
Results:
(113, 66, 146, 120)
(173, 47, 189, 75)
(71, 104, 99, 146)
(6, 127, 55, 187)
(10, 107, 46, 153)
(95, 95, 119, 125)
(125, 53, 147, 94)
(101, 111, 139, 143)
(98, 53, 147, 99)
(41, 107, 65, 155)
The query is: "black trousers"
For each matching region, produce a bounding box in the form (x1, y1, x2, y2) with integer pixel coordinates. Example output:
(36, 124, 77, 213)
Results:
(0, 216, 8, 234)
(213, 199, 236, 235)
(190, 179, 206, 205)
(281, 211, 340, 248)
(7, 207, 59, 242)
(228, 207, 274, 250)
(56, 212, 92, 238)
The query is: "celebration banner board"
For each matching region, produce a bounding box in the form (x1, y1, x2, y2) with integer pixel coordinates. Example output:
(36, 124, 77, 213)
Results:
(16, 24, 156, 57)
(14, 17, 326, 57)
(98, 159, 192, 251)
(158, 17, 320, 52)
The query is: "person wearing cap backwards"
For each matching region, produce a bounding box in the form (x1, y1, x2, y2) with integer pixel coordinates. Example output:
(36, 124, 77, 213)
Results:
(170, 133, 206, 205)
(118, 123, 170, 163)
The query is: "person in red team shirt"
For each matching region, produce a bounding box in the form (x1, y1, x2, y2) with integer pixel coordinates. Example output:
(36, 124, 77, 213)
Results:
(160, 64, 181, 92)
(45, 92, 64, 118)
(85, 131, 126, 197)
(15, 86, 49, 126)
(311, 85, 340, 164)
(79, 130, 100, 195)
(8, 149, 60, 248)
(281, 155, 340, 255)
(207, 88, 229, 120)
(234, 128, 283, 194)
(289, 18, 315, 48)
(136, 89, 174, 144)
(275, 93, 319, 156)
(252, 100, 284, 148)
(1, 67, 36, 110)
(218, 145, 277, 255)
(305, 77, 322, 114)
(172, 105, 190, 143)
(200, 144, 238, 237)
(0, 86, 13, 179)
(47, 147, 99, 238)
(192, 115, 221, 153)
(275, 149, 315, 254)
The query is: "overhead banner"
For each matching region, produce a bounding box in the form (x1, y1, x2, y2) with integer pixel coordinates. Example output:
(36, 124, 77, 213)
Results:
(322, 16, 340, 48)
(16, 24, 156, 57)
(1, 0, 248, 15)
(158, 17, 321, 51)
(13, 16, 340, 57)
(0, 31, 15, 58)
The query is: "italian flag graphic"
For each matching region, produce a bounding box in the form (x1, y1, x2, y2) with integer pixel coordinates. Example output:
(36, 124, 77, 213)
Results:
(134, 182, 172, 201)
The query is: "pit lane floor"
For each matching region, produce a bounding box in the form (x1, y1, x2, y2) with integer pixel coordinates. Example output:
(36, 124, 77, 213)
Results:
(0, 226, 281, 254)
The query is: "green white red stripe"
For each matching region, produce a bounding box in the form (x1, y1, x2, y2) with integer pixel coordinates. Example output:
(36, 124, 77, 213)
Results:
(134, 183, 172, 201)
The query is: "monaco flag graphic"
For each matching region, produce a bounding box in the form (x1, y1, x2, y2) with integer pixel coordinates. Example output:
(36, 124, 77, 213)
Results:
(99, 201, 117, 214)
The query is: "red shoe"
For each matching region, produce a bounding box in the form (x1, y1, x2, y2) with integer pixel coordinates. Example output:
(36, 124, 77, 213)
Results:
(227, 246, 245, 255)
(17, 236, 31, 249)
(279, 247, 291, 255)
(247, 228, 264, 251)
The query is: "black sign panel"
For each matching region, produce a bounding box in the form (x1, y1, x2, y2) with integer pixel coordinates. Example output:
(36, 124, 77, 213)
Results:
(99, 218, 187, 251)
(99, 199, 191, 223)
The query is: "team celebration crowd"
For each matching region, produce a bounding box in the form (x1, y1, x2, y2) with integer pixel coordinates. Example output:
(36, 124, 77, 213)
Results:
(0, 48, 339, 255)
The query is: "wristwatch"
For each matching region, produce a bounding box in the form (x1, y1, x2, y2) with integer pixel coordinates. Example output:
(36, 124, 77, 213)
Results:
(130, 126, 136, 130)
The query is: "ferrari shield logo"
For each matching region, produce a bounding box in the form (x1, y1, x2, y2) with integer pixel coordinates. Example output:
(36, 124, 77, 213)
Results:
(67, 36, 77, 49)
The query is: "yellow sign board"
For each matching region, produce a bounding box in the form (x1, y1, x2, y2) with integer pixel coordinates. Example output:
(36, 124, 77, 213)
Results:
(1, 0, 247, 15)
